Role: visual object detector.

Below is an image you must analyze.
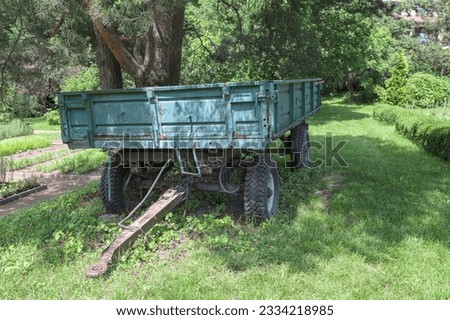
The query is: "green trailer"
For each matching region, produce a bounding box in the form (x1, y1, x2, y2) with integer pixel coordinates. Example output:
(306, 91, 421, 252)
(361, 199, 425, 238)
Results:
(58, 78, 322, 277)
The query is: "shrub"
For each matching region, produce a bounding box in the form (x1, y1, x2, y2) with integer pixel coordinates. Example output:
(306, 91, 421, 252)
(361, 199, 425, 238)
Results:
(61, 66, 100, 92)
(43, 110, 61, 126)
(0, 89, 39, 120)
(373, 105, 450, 161)
(384, 52, 409, 107)
(404, 72, 450, 108)
(372, 104, 402, 125)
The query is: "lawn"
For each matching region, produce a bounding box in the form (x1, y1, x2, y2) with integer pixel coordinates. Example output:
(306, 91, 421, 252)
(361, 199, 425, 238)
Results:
(25, 117, 60, 131)
(0, 97, 448, 299)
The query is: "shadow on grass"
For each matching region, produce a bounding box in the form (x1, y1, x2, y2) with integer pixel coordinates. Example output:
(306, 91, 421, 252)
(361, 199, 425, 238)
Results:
(203, 133, 449, 274)
(312, 97, 371, 125)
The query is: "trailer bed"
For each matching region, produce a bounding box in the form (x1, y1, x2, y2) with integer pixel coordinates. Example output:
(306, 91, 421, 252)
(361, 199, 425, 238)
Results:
(58, 79, 322, 151)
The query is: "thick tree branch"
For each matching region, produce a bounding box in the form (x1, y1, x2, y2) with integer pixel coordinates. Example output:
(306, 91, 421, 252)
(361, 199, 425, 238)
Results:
(46, 14, 66, 38)
(92, 20, 140, 75)
(82, 0, 141, 75)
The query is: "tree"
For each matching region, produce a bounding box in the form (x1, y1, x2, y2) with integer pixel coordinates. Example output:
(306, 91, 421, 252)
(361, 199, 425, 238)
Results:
(182, 0, 385, 98)
(82, 0, 186, 87)
(384, 51, 410, 106)
(390, 0, 450, 76)
(0, 0, 93, 116)
(95, 28, 123, 89)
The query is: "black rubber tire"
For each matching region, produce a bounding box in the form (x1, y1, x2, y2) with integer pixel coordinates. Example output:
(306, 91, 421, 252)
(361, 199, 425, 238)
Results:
(100, 164, 129, 214)
(290, 123, 310, 168)
(243, 156, 280, 223)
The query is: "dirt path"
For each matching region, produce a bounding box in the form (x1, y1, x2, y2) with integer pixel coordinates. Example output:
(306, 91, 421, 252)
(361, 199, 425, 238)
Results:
(0, 173, 100, 216)
(0, 139, 101, 217)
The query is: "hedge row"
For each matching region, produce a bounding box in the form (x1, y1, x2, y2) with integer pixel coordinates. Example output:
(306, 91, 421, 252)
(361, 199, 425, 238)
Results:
(373, 104, 450, 161)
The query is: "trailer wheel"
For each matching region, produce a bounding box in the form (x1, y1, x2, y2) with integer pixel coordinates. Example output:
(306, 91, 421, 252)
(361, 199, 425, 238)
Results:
(244, 156, 280, 222)
(100, 164, 129, 214)
(290, 123, 310, 168)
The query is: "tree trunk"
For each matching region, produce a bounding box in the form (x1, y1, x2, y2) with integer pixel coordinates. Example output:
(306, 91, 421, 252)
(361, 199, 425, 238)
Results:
(95, 27, 123, 89)
(84, 0, 186, 88)
(168, 5, 185, 85)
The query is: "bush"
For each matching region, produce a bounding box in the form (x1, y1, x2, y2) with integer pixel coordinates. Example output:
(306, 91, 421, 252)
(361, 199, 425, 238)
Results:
(61, 66, 100, 92)
(404, 72, 450, 108)
(0, 88, 39, 120)
(384, 52, 409, 107)
(43, 110, 60, 126)
(373, 105, 450, 161)
(373, 104, 400, 125)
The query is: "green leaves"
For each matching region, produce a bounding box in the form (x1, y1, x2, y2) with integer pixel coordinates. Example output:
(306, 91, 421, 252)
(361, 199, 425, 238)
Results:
(384, 51, 410, 106)
(61, 66, 100, 92)
(373, 104, 450, 161)
(404, 72, 450, 108)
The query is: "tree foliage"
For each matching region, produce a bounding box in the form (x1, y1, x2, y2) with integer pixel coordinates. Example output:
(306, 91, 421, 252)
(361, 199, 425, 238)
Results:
(0, 0, 93, 115)
(384, 51, 410, 106)
(389, 0, 450, 75)
(1, 0, 447, 115)
(182, 0, 390, 100)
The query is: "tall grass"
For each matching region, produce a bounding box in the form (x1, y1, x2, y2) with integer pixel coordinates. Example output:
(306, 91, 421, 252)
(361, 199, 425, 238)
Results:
(25, 116, 60, 131)
(0, 119, 33, 140)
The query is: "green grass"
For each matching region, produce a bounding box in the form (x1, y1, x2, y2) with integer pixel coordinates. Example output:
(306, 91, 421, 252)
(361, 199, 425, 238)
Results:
(6, 149, 70, 171)
(25, 117, 60, 131)
(0, 135, 54, 157)
(0, 97, 448, 299)
(36, 149, 107, 174)
(0, 119, 33, 140)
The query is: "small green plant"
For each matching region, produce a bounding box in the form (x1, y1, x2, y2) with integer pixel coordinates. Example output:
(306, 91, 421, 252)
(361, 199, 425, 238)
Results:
(7, 149, 70, 171)
(37, 149, 107, 174)
(0, 157, 7, 183)
(0, 178, 39, 199)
